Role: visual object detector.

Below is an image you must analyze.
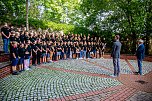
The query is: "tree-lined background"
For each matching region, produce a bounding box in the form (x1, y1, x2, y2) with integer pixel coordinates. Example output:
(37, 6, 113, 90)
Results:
(0, 0, 152, 54)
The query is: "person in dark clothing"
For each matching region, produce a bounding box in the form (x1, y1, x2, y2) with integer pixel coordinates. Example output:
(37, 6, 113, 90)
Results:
(10, 31, 16, 43)
(10, 41, 19, 75)
(24, 31, 29, 43)
(18, 43, 25, 72)
(15, 32, 20, 44)
(42, 41, 47, 63)
(1, 23, 11, 53)
(24, 42, 31, 70)
(87, 42, 91, 58)
(57, 42, 62, 60)
(135, 39, 145, 75)
(31, 41, 37, 66)
(62, 42, 67, 59)
(66, 42, 71, 59)
(36, 40, 42, 65)
(20, 31, 25, 43)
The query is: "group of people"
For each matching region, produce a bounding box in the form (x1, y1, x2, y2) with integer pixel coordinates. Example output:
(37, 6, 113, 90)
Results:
(1, 23, 145, 76)
(1, 23, 106, 75)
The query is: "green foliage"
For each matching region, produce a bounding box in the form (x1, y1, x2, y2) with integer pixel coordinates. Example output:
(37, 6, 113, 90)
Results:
(11, 18, 90, 34)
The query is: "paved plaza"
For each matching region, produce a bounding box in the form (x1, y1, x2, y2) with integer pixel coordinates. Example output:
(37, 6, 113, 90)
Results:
(0, 58, 152, 101)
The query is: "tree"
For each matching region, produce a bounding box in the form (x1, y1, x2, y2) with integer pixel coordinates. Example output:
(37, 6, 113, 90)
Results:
(26, 0, 29, 31)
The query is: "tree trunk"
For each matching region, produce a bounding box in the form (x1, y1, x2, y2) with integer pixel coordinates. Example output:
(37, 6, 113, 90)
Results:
(145, 0, 152, 55)
(26, 0, 29, 31)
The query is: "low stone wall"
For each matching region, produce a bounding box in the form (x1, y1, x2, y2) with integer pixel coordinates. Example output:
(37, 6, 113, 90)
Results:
(0, 54, 10, 62)
(0, 65, 11, 79)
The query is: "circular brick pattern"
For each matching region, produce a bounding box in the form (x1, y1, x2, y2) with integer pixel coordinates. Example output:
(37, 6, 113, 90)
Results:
(0, 58, 152, 101)
(0, 68, 121, 101)
(129, 60, 152, 75)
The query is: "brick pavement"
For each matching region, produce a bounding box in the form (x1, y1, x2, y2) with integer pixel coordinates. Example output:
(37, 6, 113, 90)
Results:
(0, 58, 152, 101)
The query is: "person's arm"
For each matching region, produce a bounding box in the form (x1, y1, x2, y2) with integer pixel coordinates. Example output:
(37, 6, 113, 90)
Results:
(8, 32, 11, 38)
(111, 42, 116, 57)
(12, 53, 16, 59)
(1, 31, 8, 38)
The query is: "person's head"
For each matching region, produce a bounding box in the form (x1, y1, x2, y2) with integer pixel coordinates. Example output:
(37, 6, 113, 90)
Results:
(15, 32, 20, 37)
(29, 32, 33, 37)
(33, 40, 37, 45)
(11, 31, 16, 36)
(20, 43, 24, 48)
(25, 31, 29, 36)
(4, 23, 8, 27)
(43, 41, 46, 45)
(138, 39, 144, 44)
(115, 35, 120, 41)
(12, 41, 18, 47)
(27, 40, 31, 44)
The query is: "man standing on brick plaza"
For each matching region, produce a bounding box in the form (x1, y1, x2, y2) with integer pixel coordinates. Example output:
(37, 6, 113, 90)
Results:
(111, 35, 122, 77)
(136, 39, 145, 75)
(1, 23, 11, 53)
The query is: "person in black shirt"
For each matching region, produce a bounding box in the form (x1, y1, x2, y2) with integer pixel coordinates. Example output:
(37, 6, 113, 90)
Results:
(62, 42, 67, 59)
(46, 42, 51, 62)
(15, 32, 20, 44)
(24, 42, 31, 70)
(10, 41, 19, 75)
(20, 31, 25, 43)
(24, 31, 29, 43)
(82, 41, 87, 59)
(36, 40, 42, 65)
(87, 42, 91, 58)
(42, 41, 47, 63)
(31, 41, 37, 66)
(29, 32, 35, 44)
(10, 31, 16, 44)
(72, 43, 77, 59)
(57, 42, 63, 60)
(79, 42, 83, 59)
(52, 42, 57, 61)
(76, 42, 80, 59)
(1, 23, 11, 53)
(66, 42, 71, 59)
(18, 43, 25, 72)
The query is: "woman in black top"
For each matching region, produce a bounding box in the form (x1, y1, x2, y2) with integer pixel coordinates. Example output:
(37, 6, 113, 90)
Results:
(42, 41, 47, 63)
(18, 43, 25, 72)
(15, 32, 20, 44)
(20, 31, 25, 43)
(10, 41, 19, 75)
(36, 39, 42, 65)
(24, 43, 31, 70)
(24, 31, 29, 43)
(31, 41, 37, 66)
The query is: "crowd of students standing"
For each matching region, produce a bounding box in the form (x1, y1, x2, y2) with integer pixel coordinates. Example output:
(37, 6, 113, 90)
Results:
(1, 23, 106, 75)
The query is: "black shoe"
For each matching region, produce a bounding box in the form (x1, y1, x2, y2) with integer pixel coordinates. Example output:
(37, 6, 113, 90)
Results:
(12, 71, 19, 75)
(32, 64, 37, 66)
(133, 72, 139, 75)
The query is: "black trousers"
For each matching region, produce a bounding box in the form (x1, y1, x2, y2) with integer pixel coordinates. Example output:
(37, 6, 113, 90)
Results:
(32, 54, 37, 65)
(37, 53, 41, 64)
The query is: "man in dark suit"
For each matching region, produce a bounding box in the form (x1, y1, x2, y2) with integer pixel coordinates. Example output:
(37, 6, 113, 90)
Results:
(111, 35, 122, 77)
(136, 39, 145, 75)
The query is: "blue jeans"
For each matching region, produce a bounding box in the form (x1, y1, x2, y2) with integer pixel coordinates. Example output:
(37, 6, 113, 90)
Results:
(81, 50, 86, 58)
(137, 59, 142, 75)
(3, 39, 10, 53)
(87, 52, 90, 58)
(80, 51, 83, 58)
(113, 58, 120, 76)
